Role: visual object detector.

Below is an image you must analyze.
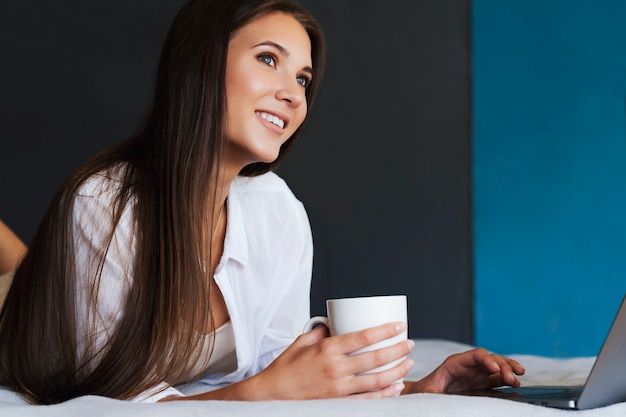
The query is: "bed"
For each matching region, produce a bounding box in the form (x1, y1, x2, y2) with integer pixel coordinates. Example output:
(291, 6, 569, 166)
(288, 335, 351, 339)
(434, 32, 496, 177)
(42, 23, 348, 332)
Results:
(0, 338, 622, 416)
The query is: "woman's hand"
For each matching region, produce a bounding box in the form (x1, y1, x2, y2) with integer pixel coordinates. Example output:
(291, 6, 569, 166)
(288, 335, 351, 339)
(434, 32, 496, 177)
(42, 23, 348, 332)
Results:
(404, 348, 525, 394)
(246, 322, 415, 400)
(162, 322, 414, 402)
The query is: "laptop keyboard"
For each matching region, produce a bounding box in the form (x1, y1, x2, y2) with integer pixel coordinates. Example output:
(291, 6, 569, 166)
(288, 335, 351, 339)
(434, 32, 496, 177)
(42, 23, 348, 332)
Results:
(521, 387, 583, 400)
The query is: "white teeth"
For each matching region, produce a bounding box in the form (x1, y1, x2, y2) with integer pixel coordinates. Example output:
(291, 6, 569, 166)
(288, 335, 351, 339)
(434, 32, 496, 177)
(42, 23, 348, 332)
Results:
(257, 111, 285, 129)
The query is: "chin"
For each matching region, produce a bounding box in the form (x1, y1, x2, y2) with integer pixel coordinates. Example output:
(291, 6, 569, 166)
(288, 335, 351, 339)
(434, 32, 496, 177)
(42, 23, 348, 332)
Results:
(254, 148, 282, 164)
(228, 140, 284, 168)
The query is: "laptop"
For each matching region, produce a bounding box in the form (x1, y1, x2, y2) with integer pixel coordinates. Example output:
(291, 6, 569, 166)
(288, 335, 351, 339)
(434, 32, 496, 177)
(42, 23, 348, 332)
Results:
(462, 293, 626, 409)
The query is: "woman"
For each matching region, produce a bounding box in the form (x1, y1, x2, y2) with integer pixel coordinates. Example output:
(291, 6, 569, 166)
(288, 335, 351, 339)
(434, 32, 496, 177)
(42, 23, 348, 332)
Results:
(0, 0, 524, 405)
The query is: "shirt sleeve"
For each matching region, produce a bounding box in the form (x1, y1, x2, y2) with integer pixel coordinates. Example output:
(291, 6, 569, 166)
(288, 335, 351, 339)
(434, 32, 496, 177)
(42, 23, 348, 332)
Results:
(255, 199, 314, 370)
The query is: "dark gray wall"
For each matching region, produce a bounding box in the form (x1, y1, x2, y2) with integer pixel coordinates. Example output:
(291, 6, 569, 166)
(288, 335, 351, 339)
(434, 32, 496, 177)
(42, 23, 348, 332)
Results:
(1, 1, 472, 342)
(288, 1, 472, 341)
(0, 1, 184, 228)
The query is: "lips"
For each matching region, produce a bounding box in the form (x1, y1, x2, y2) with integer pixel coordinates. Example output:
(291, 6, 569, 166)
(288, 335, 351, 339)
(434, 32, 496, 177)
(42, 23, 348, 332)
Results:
(256, 111, 287, 129)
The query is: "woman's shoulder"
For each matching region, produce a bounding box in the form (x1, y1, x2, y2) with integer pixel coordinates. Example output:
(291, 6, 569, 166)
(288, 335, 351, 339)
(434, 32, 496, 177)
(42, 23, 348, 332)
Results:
(73, 164, 135, 224)
(229, 172, 311, 252)
(231, 171, 296, 198)
(230, 172, 307, 226)
(76, 164, 129, 198)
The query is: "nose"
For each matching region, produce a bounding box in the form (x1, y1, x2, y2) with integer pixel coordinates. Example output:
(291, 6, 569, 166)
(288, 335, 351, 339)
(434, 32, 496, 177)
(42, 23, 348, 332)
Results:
(275, 79, 306, 108)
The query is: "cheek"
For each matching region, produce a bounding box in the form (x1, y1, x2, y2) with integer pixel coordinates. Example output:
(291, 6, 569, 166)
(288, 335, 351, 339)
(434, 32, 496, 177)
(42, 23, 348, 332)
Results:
(229, 69, 271, 103)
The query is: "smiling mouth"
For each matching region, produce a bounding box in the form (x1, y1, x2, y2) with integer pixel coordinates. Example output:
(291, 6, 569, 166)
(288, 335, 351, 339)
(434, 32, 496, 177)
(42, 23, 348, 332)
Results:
(256, 111, 285, 129)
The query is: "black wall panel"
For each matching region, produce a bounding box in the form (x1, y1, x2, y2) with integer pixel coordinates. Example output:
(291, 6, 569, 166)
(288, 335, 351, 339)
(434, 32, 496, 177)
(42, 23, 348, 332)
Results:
(288, 0, 472, 342)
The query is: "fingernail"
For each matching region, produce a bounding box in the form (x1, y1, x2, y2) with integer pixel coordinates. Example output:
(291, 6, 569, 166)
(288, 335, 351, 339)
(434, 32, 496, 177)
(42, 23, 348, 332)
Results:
(396, 322, 408, 332)
(406, 359, 415, 370)
(391, 383, 404, 394)
(407, 340, 415, 350)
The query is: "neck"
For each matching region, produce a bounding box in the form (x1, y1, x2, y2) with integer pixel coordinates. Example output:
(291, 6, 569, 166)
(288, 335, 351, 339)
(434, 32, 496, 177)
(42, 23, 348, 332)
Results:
(212, 156, 254, 214)
(212, 169, 234, 218)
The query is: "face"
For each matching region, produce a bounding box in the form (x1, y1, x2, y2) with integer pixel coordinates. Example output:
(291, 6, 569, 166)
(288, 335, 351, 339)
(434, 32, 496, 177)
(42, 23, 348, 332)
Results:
(224, 12, 312, 170)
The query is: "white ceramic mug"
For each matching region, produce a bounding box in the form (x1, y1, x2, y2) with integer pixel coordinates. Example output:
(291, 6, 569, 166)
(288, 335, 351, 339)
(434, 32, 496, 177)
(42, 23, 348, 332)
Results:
(303, 295, 408, 379)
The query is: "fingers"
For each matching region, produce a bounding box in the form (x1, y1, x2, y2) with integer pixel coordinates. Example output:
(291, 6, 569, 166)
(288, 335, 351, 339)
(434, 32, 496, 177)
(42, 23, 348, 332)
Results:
(289, 322, 412, 398)
(347, 339, 415, 376)
(484, 354, 524, 378)
(320, 323, 413, 395)
(345, 351, 413, 398)
(435, 348, 527, 393)
(478, 350, 524, 375)
(509, 358, 526, 375)
(298, 324, 330, 345)
(349, 382, 405, 399)
(313, 331, 414, 390)
(351, 357, 414, 395)
(497, 356, 525, 387)
(335, 322, 408, 355)
(472, 349, 525, 388)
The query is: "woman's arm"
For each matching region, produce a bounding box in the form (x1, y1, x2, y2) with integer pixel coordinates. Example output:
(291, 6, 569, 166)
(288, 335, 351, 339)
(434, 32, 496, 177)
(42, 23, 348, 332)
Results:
(161, 322, 414, 401)
(0, 219, 26, 275)
(161, 337, 525, 401)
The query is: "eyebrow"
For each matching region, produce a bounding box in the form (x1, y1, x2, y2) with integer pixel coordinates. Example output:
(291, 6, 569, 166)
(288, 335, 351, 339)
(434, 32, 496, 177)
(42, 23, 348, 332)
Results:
(253, 40, 313, 75)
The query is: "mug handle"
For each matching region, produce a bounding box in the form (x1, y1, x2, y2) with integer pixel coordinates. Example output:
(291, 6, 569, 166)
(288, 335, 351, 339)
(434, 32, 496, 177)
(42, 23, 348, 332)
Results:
(303, 316, 330, 333)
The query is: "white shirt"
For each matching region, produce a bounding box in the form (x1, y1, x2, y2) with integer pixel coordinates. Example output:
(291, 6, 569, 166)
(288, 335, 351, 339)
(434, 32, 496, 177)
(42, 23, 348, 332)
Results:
(72, 170, 313, 402)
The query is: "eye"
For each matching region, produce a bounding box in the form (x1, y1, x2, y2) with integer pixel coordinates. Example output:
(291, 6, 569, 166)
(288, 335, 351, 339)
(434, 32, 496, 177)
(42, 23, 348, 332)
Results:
(296, 75, 311, 87)
(257, 53, 276, 67)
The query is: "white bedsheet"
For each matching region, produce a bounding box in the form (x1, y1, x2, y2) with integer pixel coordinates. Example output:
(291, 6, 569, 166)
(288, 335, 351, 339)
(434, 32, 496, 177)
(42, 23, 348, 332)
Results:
(0, 339, 621, 416)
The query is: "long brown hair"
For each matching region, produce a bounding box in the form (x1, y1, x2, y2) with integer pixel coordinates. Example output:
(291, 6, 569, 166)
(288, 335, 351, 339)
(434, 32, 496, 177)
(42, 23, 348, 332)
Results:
(0, 0, 325, 404)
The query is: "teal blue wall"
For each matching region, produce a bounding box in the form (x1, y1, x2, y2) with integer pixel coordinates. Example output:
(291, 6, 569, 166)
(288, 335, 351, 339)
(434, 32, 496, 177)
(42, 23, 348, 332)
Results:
(473, 0, 626, 357)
